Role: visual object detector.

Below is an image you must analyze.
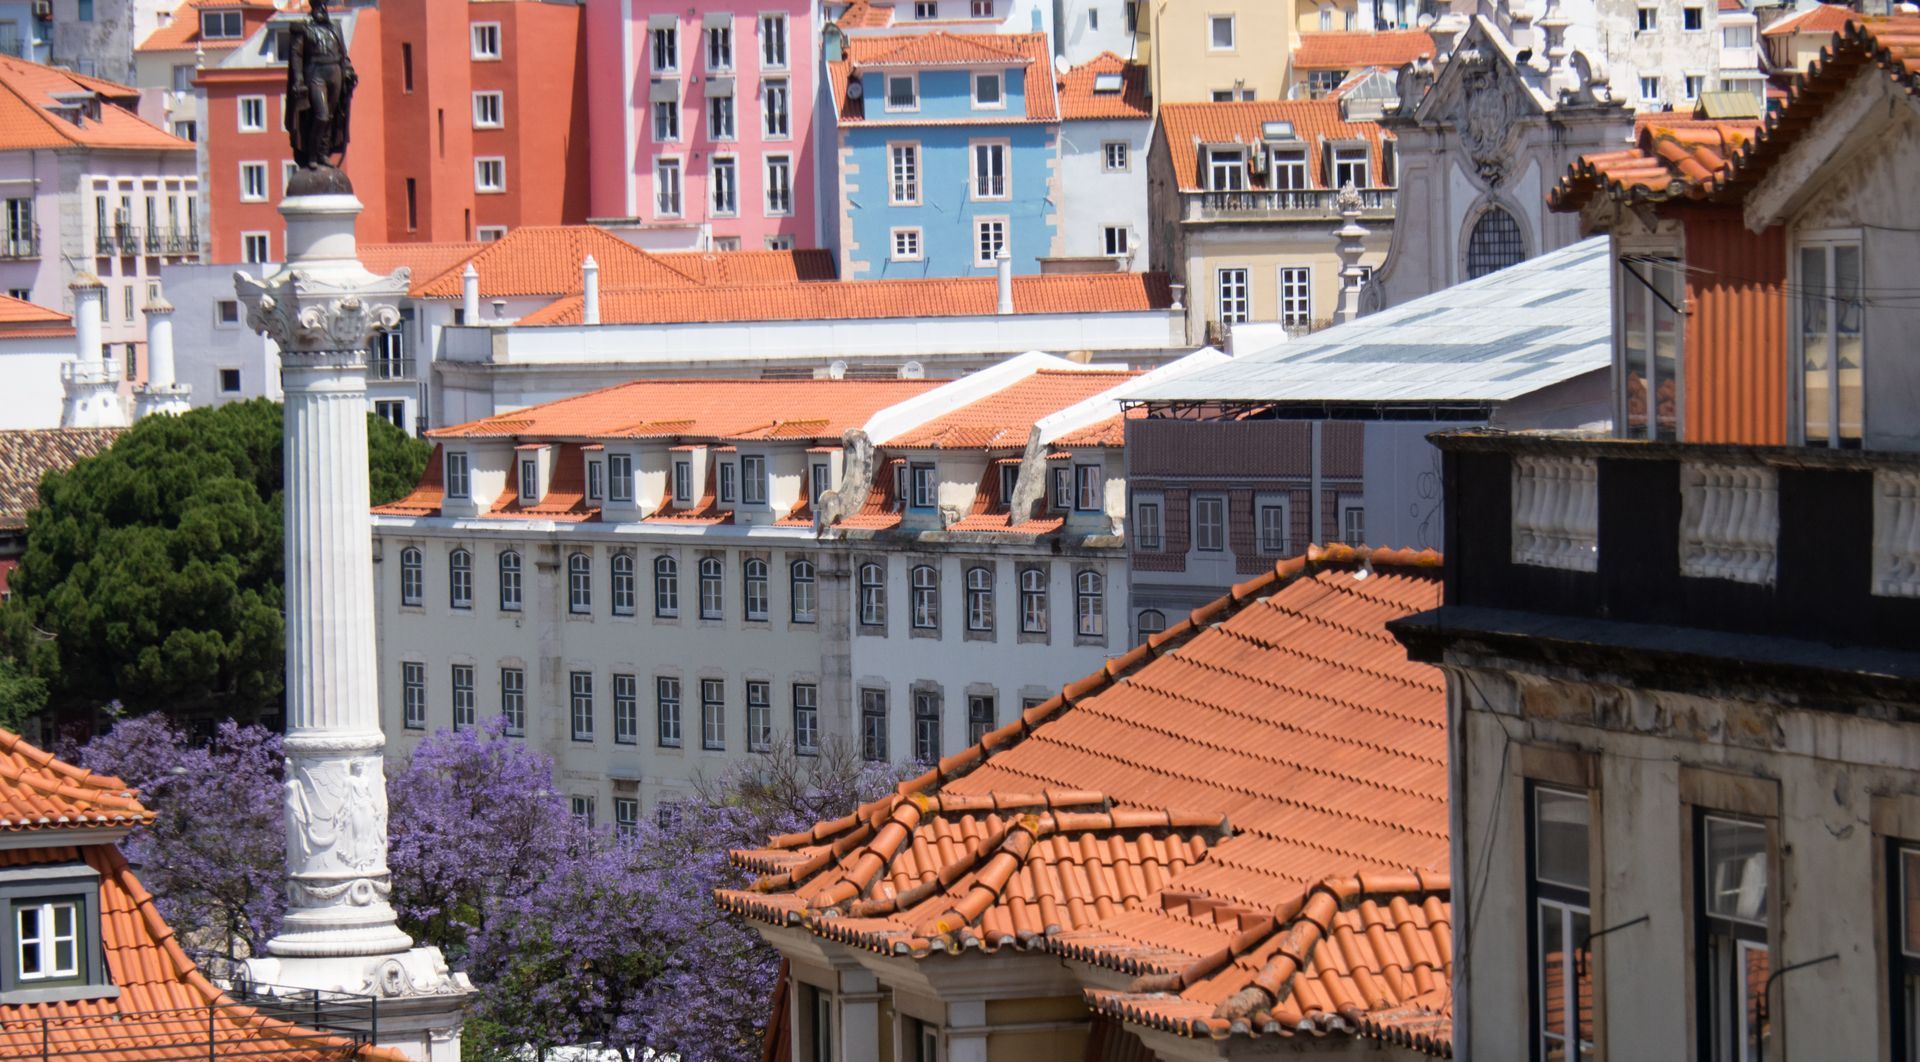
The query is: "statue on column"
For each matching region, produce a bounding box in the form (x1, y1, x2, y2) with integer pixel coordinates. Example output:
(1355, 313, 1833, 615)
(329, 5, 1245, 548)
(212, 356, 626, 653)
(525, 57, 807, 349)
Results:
(286, 0, 356, 192)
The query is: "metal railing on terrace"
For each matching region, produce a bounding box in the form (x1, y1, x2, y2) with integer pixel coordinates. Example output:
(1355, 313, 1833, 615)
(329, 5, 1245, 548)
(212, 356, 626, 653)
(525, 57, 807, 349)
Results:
(1183, 187, 1396, 222)
(0, 983, 378, 1062)
(0, 225, 39, 259)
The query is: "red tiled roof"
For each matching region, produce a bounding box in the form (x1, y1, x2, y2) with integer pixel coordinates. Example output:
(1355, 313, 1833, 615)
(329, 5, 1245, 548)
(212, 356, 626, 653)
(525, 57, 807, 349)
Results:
(652, 249, 838, 285)
(359, 242, 485, 292)
(411, 226, 697, 298)
(836, 0, 898, 27)
(1157, 100, 1392, 193)
(1292, 30, 1436, 70)
(719, 545, 1451, 1054)
(424, 379, 938, 443)
(0, 293, 73, 338)
(1057, 52, 1150, 121)
(0, 55, 194, 152)
(830, 33, 1058, 121)
(889, 369, 1138, 449)
(1052, 407, 1142, 448)
(1762, 3, 1855, 37)
(518, 273, 1175, 326)
(0, 427, 122, 529)
(1549, 117, 1762, 210)
(1719, 0, 1746, 12)
(0, 729, 150, 831)
(136, 0, 278, 53)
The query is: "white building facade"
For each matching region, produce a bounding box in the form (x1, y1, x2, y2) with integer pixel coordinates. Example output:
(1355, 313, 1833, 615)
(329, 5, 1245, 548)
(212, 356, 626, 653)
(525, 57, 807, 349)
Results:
(1054, 54, 1152, 267)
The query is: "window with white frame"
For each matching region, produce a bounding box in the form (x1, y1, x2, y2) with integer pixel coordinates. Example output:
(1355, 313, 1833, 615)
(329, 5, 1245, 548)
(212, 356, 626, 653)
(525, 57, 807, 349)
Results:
(1019, 567, 1047, 633)
(1795, 237, 1864, 448)
(475, 157, 505, 193)
(791, 560, 817, 622)
(811, 463, 832, 501)
(1258, 499, 1290, 553)
(402, 661, 426, 728)
(859, 562, 886, 626)
(1698, 813, 1770, 1062)
(911, 564, 939, 629)
(449, 549, 473, 609)
(1217, 268, 1249, 325)
(473, 91, 503, 128)
(570, 795, 594, 828)
(793, 683, 819, 753)
(1341, 503, 1365, 546)
(238, 96, 266, 132)
(1530, 786, 1594, 1062)
(711, 157, 738, 215)
(614, 673, 639, 744)
(765, 156, 792, 215)
(500, 666, 525, 735)
(674, 460, 693, 502)
(701, 678, 726, 749)
(743, 558, 769, 620)
(746, 680, 772, 751)
(911, 464, 938, 508)
(1279, 266, 1311, 327)
(914, 0, 937, 16)
(1134, 497, 1162, 549)
(1618, 255, 1683, 440)
(445, 452, 471, 499)
(699, 557, 724, 619)
(471, 23, 501, 59)
(570, 672, 594, 740)
(1684, 74, 1704, 100)
(654, 555, 679, 617)
(707, 20, 733, 68)
(764, 78, 790, 137)
(974, 217, 1007, 266)
(609, 453, 634, 501)
(1206, 147, 1246, 191)
(1270, 148, 1308, 189)
(1193, 495, 1225, 551)
(1639, 75, 1660, 102)
(708, 95, 735, 139)
(568, 552, 592, 613)
(655, 158, 683, 216)
(766, 234, 795, 250)
(861, 688, 888, 760)
(201, 9, 243, 38)
(518, 457, 539, 503)
(1102, 225, 1128, 256)
(1331, 145, 1370, 189)
(973, 72, 1003, 108)
(1074, 464, 1102, 511)
(890, 143, 920, 203)
(741, 454, 767, 504)
(615, 797, 639, 838)
(972, 141, 1008, 199)
(1209, 13, 1235, 48)
(1103, 140, 1129, 172)
(760, 13, 788, 66)
(399, 547, 423, 606)
(657, 676, 682, 746)
(912, 690, 940, 761)
(451, 665, 475, 730)
(1684, 5, 1704, 29)
(242, 233, 270, 264)
(1051, 466, 1072, 510)
(652, 25, 678, 71)
(14, 900, 80, 982)
(1637, 6, 1657, 30)
(240, 162, 268, 202)
(612, 552, 636, 616)
(965, 566, 992, 632)
(1076, 570, 1105, 637)
(973, 0, 994, 13)
(477, 225, 506, 242)
(1723, 24, 1753, 48)
(886, 74, 917, 110)
(967, 694, 995, 743)
(499, 550, 522, 611)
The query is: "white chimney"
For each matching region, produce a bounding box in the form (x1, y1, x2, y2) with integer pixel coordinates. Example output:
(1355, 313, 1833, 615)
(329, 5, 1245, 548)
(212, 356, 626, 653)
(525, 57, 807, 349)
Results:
(461, 262, 480, 323)
(71, 272, 104, 371)
(995, 246, 1013, 315)
(581, 254, 600, 325)
(62, 272, 128, 428)
(144, 294, 176, 389)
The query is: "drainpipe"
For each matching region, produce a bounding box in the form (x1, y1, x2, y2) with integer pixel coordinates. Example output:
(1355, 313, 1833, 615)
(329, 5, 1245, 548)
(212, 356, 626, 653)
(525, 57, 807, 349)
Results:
(582, 254, 600, 325)
(995, 246, 1013, 315)
(461, 262, 480, 324)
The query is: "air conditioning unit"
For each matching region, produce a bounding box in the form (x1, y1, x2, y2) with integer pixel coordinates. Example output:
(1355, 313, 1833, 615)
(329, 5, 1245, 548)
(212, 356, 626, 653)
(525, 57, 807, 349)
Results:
(32, 0, 51, 20)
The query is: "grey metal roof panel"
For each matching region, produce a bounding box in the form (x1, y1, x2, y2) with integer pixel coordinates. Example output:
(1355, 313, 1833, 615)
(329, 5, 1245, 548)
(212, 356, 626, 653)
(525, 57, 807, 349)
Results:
(1134, 237, 1612, 404)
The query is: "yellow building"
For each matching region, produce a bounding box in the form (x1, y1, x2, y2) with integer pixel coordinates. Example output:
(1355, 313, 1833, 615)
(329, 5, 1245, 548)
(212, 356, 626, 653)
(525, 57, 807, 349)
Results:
(1139, 0, 1296, 103)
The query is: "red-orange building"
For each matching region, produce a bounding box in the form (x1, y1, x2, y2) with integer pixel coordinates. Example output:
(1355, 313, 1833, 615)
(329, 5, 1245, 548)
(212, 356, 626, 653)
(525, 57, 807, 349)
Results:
(198, 1, 588, 264)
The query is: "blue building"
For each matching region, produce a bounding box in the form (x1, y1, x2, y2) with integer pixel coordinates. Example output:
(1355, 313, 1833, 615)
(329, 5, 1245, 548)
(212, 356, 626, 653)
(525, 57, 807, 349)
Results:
(0, 2, 49, 63)
(826, 31, 1060, 279)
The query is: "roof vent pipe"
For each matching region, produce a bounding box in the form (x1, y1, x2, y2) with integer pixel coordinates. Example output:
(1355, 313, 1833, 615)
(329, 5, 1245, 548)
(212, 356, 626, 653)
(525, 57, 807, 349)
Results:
(461, 262, 480, 323)
(582, 254, 601, 325)
(995, 246, 1013, 315)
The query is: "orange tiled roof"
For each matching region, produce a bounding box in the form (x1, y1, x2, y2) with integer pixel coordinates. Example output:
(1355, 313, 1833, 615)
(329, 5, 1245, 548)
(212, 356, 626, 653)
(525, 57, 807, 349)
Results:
(0, 293, 72, 339)
(0, 55, 193, 152)
(836, 0, 898, 27)
(889, 369, 1138, 449)
(136, 0, 278, 53)
(1549, 116, 1762, 210)
(359, 242, 485, 291)
(410, 226, 698, 298)
(1051, 407, 1142, 448)
(1719, 0, 1746, 12)
(1762, 2, 1855, 37)
(652, 248, 838, 285)
(424, 379, 938, 443)
(831, 33, 1058, 121)
(518, 272, 1174, 326)
(1057, 52, 1150, 120)
(0, 427, 122, 529)
(1292, 30, 1436, 70)
(719, 545, 1451, 1053)
(1157, 100, 1392, 193)
(0, 729, 150, 831)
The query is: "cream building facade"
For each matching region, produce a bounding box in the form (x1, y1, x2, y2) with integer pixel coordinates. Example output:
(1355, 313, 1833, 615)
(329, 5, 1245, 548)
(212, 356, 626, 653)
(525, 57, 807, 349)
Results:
(1138, 0, 1294, 104)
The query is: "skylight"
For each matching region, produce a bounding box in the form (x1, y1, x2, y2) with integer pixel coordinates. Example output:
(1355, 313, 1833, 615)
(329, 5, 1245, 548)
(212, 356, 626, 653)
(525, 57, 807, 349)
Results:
(1262, 120, 1297, 140)
(1092, 72, 1123, 93)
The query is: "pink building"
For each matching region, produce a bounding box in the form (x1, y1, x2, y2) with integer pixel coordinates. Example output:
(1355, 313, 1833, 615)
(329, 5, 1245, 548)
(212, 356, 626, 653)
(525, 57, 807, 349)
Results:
(586, 0, 821, 251)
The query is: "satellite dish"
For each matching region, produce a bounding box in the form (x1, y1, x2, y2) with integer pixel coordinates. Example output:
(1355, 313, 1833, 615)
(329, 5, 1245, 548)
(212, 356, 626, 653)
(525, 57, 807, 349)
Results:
(899, 361, 925, 380)
(828, 359, 848, 379)
(847, 79, 865, 99)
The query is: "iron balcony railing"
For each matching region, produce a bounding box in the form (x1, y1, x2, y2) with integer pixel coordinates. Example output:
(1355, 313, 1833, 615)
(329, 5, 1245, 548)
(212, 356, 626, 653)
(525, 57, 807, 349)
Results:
(164, 227, 201, 255)
(1, 982, 377, 1062)
(1184, 187, 1397, 222)
(116, 226, 142, 255)
(0, 225, 39, 258)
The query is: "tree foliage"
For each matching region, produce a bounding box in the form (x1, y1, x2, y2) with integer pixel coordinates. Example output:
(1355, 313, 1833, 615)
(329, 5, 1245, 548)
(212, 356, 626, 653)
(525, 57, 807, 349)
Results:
(0, 401, 430, 719)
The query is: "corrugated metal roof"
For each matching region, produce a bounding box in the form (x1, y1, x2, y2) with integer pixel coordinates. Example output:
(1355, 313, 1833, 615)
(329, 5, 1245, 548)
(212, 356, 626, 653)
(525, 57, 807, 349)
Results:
(1132, 237, 1612, 405)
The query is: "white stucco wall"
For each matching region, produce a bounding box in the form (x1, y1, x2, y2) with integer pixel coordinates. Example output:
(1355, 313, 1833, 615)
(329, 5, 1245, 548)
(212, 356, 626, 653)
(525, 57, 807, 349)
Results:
(1054, 0, 1137, 63)
(0, 340, 76, 430)
(1057, 117, 1152, 266)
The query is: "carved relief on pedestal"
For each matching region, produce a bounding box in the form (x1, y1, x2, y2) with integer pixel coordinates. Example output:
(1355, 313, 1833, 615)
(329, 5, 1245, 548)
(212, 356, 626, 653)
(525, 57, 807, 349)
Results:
(283, 754, 393, 915)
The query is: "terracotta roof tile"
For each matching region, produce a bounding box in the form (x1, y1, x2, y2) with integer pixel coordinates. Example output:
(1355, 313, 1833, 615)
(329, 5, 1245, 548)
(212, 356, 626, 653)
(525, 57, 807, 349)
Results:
(358, 242, 484, 292)
(1056, 52, 1151, 120)
(652, 248, 837, 285)
(1157, 100, 1392, 193)
(411, 226, 697, 298)
(836, 0, 898, 28)
(518, 272, 1175, 325)
(0, 55, 194, 152)
(0, 729, 150, 831)
(1761, 2, 1855, 37)
(0, 294, 71, 326)
(1292, 30, 1436, 70)
(424, 379, 936, 445)
(832, 33, 1058, 121)
(1052, 408, 1141, 448)
(136, 0, 278, 53)
(0, 427, 122, 529)
(1719, 0, 1746, 12)
(889, 369, 1139, 449)
(719, 545, 1450, 1054)
(1549, 117, 1762, 210)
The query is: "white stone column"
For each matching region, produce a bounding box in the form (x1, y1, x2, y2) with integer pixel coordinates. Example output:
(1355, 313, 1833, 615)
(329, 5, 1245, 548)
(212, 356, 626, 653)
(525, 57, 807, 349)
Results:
(62, 273, 129, 428)
(134, 295, 192, 419)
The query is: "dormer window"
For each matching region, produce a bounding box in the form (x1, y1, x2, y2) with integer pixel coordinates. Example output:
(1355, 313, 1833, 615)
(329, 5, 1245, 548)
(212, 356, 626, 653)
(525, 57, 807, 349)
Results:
(811, 462, 832, 501)
(999, 464, 1019, 504)
(518, 456, 539, 503)
(201, 9, 243, 39)
(741, 455, 767, 505)
(719, 460, 737, 503)
(1050, 466, 1072, 510)
(445, 451, 471, 499)
(893, 464, 909, 511)
(674, 460, 693, 503)
(608, 454, 633, 502)
(0, 863, 109, 1003)
(1074, 463, 1104, 511)
(1270, 148, 1308, 190)
(587, 459, 604, 502)
(1330, 145, 1370, 189)
(17, 901, 78, 981)
(910, 463, 938, 509)
(1205, 147, 1246, 192)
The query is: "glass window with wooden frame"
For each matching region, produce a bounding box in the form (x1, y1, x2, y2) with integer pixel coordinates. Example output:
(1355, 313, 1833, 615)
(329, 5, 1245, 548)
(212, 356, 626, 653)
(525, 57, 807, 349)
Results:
(651, 25, 678, 71)
(791, 560, 817, 623)
(1051, 467, 1072, 510)
(615, 797, 639, 839)
(1074, 464, 1103, 511)
(965, 567, 993, 632)
(743, 558, 769, 621)
(718, 460, 736, 503)
(741, 454, 767, 504)
(1076, 570, 1105, 637)
(1529, 785, 1593, 1062)
(1270, 148, 1308, 190)
(1697, 812, 1770, 1062)
(614, 673, 639, 745)
(500, 667, 525, 736)
(1330, 145, 1370, 189)
(911, 565, 939, 629)
(759, 13, 788, 67)
(1891, 843, 1920, 1061)
(654, 555, 680, 617)
(13, 900, 81, 983)
(766, 155, 793, 214)
(1618, 255, 1684, 441)
(1206, 147, 1246, 191)
(746, 680, 772, 751)
(972, 142, 1008, 199)
(912, 690, 941, 763)
(1136, 608, 1165, 644)
(674, 460, 692, 502)
(655, 159, 683, 216)
(1279, 266, 1312, 327)
(890, 143, 920, 204)
(1019, 568, 1047, 633)
(568, 552, 592, 613)
(1136, 498, 1162, 549)
(702, 678, 726, 749)
(498, 550, 522, 611)
(793, 684, 819, 754)
(611, 552, 636, 616)
(657, 676, 682, 747)
(448, 548, 472, 609)
(1217, 268, 1249, 325)
(699, 557, 724, 619)
(706, 21, 732, 68)
(861, 688, 888, 761)
(653, 99, 680, 141)
(402, 662, 426, 729)
(445, 452, 471, 498)
(1193, 495, 1226, 551)
(451, 665, 475, 730)
(859, 562, 886, 626)
(609, 453, 633, 501)
(569, 671, 594, 741)
(911, 464, 938, 508)
(1795, 238, 1863, 448)
(967, 694, 995, 745)
(1259, 501, 1290, 554)
(887, 74, 917, 110)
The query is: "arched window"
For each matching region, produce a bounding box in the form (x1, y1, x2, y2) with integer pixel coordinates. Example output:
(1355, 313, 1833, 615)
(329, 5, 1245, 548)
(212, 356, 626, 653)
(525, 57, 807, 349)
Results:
(1465, 206, 1525, 279)
(699, 557, 724, 619)
(399, 547, 424, 607)
(790, 560, 817, 623)
(965, 567, 993, 632)
(910, 564, 939, 629)
(611, 551, 636, 616)
(567, 552, 592, 614)
(448, 549, 473, 610)
(1136, 608, 1166, 645)
(743, 558, 769, 620)
(859, 562, 886, 626)
(654, 555, 679, 617)
(1076, 570, 1106, 637)
(1019, 568, 1048, 634)
(498, 550, 522, 612)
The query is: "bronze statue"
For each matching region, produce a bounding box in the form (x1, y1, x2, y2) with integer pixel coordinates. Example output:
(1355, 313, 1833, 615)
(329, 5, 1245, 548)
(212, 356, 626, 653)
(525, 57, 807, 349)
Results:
(286, 0, 356, 186)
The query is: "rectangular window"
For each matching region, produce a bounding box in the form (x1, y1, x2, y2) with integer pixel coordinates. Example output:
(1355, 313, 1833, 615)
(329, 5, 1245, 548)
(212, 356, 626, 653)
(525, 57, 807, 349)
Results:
(1684, 74, 1704, 100)
(1103, 141, 1130, 172)
(1217, 268, 1249, 325)
(793, 684, 819, 754)
(1892, 844, 1920, 1060)
(971, 141, 1008, 199)
(1207, 147, 1247, 191)
(967, 694, 995, 744)
(1530, 786, 1593, 1062)
(587, 460, 604, 502)
(1209, 13, 1235, 48)
(445, 452, 471, 499)
(1271, 148, 1308, 190)
(1723, 24, 1754, 48)
(655, 159, 683, 217)
(747, 680, 771, 751)
(1684, 5, 1704, 29)
(238, 96, 266, 132)
(973, 72, 1003, 108)
(1331, 146, 1370, 190)
(451, 665, 475, 731)
(974, 218, 1007, 266)
(402, 662, 426, 729)
(861, 688, 888, 761)
(711, 157, 738, 215)
(811, 463, 832, 502)
(473, 91, 503, 129)
(475, 158, 506, 193)
(1342, 504, 1365, 546)
(653, 99, 680, 141)
(911, 464, 938, 508)
(741, 455, 767, 504)
(973, 0, 994, 13)
(707, 21, 733, 68)
(657, 676, 682, 747)
(612, 673, 638, 744)
(14, 900, 79, 981)
(674, 460, 693, 502)
(608, 453, 634, 501)
(652, 25, 678, 71)
(240, 163, 268, 202)
(1135, 499, 1162, 550)
(708, 95, 736, 140)
(519, 458, 538, 503)
(1259, 501, 1289, 553)
(201, 10, 243, 38)
(1102, 226, 1129, 256)
(1279, 267, 1311, 327)
(766, 156, 793, 215)
(889, 143, 920, 204)
(1074, 464, 1102, 511)
(401, 43, 414, 92)
(719, 461, 737, 503)
(760, 13, 788, 67)
(570, 795, 595, 828)
(887, 74, 918, 110)
(1640, 76, 1661, 103)
(500, 667, 525, 736)
(570, 672, 594, 740)
(1795, 239, 1863, 448)
(912, 690, 941, 763)
(764, 79, 791, 137)
(1637, 6, 1657, 30)
(1698, 813, 1770, 1062)
(614, 797, 639, 839)
(1050, 466, 1072, 510)
(1618, 255, 1683, 440)
(472, 23, 502, 59)
(1193, 495, 1225, 551)
(701, 678, 726, 749)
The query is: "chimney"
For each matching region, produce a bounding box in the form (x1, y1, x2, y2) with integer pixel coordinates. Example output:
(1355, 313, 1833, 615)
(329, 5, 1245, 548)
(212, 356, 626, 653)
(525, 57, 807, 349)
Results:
(461, 262, 480, 323)
(491, 298, 508, 320)
(581, 254, 600, 325)
(995, 246, 1013, 315)
(144, 293, 176, 390)
(71, 272, 105, 372)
